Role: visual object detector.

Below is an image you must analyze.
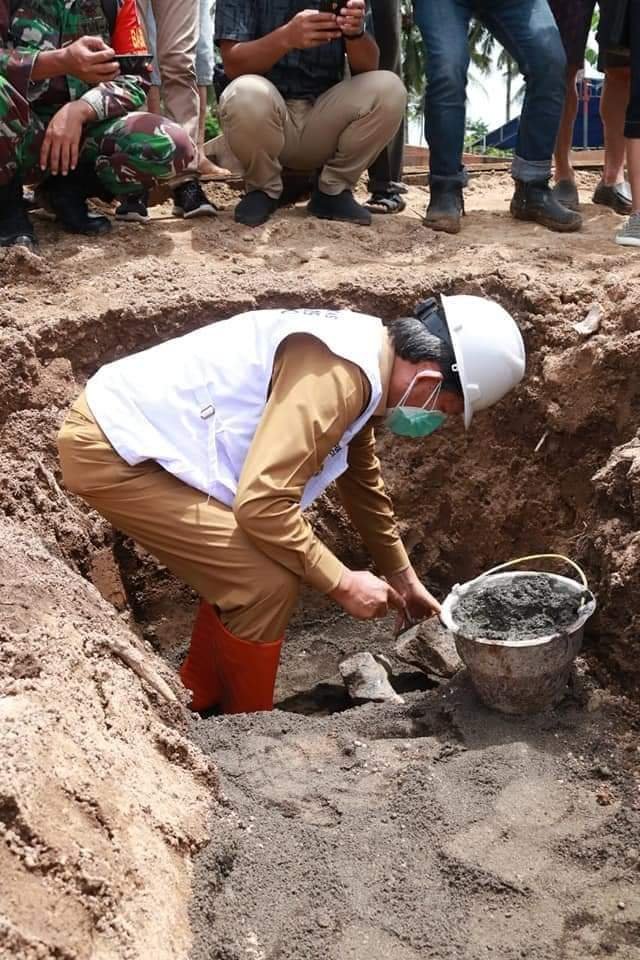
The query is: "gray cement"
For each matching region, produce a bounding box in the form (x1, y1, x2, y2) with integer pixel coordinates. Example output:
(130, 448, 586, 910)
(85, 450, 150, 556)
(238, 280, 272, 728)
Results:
(453, 575, 583, 642)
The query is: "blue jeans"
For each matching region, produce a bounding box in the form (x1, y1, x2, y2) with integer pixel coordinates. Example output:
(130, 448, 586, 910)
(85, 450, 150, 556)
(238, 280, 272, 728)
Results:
(413, 0, 567, 184)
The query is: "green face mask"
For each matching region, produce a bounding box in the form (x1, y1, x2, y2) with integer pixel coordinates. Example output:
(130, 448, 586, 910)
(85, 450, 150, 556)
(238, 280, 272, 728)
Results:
(385, 374, 447, 439)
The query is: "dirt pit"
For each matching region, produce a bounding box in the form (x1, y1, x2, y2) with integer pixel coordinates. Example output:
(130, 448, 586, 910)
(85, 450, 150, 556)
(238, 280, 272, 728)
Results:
(1, 172, 640, 959)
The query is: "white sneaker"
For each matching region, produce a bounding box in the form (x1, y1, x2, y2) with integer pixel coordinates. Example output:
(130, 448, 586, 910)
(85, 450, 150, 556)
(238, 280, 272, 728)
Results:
(616, 211, 640, 246)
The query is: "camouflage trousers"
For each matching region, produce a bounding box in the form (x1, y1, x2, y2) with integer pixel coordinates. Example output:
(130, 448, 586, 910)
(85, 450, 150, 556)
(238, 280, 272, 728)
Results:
(0, 76, 194, 193)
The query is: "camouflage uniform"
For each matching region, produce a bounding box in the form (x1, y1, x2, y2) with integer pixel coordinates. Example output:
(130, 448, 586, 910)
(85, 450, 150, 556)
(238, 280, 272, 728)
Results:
(0, 0, 194, 193)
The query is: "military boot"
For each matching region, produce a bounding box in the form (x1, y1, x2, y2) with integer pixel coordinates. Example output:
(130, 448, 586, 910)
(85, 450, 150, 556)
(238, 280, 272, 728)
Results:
(0, 177, 37, 248)
(36, 165, 112, 236)
(424, 179, 464, 234)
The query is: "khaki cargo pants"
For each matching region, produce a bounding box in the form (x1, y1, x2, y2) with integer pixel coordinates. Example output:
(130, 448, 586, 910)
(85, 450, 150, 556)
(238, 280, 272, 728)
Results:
(136, 0, 200, 182)
(218, 70, 407, 198)
(57, 394, 299, 642)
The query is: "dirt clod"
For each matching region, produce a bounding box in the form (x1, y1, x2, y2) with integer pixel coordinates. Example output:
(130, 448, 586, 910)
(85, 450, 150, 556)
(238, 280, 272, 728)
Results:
(395, 619, 463, 677)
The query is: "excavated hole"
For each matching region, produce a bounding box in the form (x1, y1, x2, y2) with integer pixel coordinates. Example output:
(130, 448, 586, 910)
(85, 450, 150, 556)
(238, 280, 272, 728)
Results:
(89, 287, 639, 709)
(5, 198, 640, 960)
(3, 281, 638, 710)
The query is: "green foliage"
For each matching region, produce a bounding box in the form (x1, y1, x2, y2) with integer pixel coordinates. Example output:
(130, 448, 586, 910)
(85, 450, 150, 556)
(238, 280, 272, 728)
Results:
(467, 21, 523, 123)
(586, 10, 600, 66)
(400, 0, 426, 105)
(464, 117, 488, 150)
(205, 109, 220, 141)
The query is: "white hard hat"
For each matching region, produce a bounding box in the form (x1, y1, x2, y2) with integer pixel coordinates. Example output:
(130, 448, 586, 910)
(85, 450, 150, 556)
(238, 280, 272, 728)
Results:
(440, 294, 526, 429)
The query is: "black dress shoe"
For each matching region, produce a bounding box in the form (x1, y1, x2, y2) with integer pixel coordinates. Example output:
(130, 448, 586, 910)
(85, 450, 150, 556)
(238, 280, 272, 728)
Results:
(0, 177, 37, 248)
(592, 179, 633, 215)
(234, 190, 279, 226)
(510, 179, 582, 232)
(307, 187, 371, 225)
(551, 178, 580, 212)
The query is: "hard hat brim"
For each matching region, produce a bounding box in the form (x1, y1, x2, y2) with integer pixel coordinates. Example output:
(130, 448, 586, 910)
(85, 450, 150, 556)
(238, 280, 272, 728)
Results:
(440, 294, 473, 430)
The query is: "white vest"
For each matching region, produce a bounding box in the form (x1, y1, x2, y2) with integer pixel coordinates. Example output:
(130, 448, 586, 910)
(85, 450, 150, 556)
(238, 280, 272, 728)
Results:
(85, 309, 385, 509)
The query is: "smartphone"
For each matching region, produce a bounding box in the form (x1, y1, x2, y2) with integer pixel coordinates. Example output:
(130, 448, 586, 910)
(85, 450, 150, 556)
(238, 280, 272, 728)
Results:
(112, 54, 153, 77)
(318, 0, 340, 12)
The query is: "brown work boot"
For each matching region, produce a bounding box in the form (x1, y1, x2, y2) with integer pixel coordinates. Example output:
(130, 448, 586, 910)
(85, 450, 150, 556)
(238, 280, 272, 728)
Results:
(424, 180, 464, 234)
(552, 178, 580, 212)
(510, 179, 582, 232)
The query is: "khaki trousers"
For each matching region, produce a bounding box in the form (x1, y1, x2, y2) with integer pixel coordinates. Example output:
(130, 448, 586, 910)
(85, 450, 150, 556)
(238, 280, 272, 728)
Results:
(136, 0, 200, 182)
(57, 395, 300, 643)
(218, 70, 407, 198)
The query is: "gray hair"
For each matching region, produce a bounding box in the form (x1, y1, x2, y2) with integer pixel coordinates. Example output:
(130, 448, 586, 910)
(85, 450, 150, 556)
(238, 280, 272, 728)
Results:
(388, 317, 462, 394)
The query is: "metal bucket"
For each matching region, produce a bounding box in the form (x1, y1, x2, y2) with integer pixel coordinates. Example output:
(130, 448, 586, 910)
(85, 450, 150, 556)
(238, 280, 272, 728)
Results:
(440, 557, 597, 715)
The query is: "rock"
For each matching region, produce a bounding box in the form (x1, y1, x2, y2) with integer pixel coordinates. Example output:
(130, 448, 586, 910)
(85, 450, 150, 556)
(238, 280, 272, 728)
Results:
(573, 303, 602, 336)
(373, 652, 394, 677)
(339, 652, 404, 705)
(592, 764, 611, 780)
(395, 619, 462, 678)
(595, 784, 617, 806)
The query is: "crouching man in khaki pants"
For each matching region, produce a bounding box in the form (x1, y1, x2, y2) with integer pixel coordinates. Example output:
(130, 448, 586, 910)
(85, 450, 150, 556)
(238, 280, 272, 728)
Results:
(215, 0, 407, 227)
(57, 301, 526, 716)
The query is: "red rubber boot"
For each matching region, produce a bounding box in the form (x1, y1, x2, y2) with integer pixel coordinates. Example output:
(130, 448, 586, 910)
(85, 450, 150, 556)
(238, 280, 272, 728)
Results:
(179, 601, 222, 711)
(214, 618, 283, 715)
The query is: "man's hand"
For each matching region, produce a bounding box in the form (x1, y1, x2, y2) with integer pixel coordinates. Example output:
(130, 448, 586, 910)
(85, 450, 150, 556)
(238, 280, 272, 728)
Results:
(40, 101, 96, 175)
(337, 0, 366, 37)
(62, 36, 121, 85)
(329, 569, 407, 621)
(284, 9, 342, 50)
(387, 566, 441, 633)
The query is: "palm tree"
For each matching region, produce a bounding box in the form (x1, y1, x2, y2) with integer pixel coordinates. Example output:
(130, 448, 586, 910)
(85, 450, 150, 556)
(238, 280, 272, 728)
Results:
(400, 1, 426, 106)
(400, 13, 524, 150)
(402, 15, 519, 132)
(467, 23, 522, 123)
(499, 50, 521, 122)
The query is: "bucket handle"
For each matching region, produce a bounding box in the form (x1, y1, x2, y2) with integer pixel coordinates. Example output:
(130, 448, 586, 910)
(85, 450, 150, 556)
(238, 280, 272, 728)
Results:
(465, 554, 589, 591)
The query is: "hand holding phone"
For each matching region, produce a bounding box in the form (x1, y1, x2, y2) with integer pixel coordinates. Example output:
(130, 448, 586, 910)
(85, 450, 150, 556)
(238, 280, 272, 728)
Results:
(285, 7, 342, 49)
(336, 0, 366, 37)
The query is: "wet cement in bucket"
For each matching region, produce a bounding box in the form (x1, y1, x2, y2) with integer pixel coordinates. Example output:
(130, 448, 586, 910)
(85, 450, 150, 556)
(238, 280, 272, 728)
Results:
(453, 574, 584, 642)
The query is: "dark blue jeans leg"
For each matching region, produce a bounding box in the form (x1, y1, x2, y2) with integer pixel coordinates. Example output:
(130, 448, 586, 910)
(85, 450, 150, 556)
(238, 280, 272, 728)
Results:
(413, 0, 473, 184)
(477, 0, 567, 181)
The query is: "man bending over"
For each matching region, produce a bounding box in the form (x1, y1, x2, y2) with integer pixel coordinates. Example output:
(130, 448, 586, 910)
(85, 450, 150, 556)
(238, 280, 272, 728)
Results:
(58, 297, 525, 714)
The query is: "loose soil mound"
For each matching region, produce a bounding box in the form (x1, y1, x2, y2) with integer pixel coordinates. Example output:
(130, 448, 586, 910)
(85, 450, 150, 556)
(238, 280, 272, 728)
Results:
(0, 521, 213, 959)
(453, 573, 585, 641)
(1, 173, 640, 958)
(190, 674, 640, 960)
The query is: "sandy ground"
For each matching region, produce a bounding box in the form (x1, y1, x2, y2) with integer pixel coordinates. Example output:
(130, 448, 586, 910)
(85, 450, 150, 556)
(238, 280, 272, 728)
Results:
(1, 172, 640, 959)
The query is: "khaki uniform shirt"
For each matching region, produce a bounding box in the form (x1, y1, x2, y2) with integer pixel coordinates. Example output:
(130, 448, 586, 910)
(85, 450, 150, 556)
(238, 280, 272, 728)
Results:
(235, 332, 409, 594)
